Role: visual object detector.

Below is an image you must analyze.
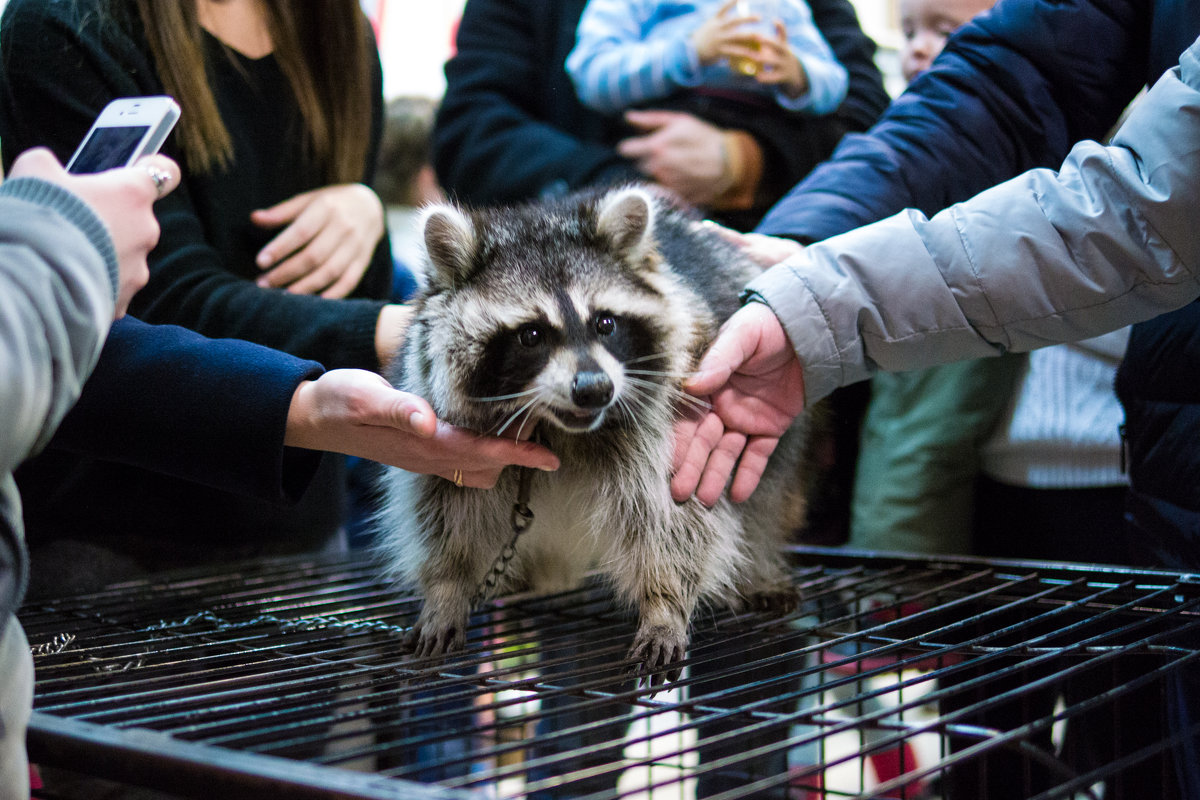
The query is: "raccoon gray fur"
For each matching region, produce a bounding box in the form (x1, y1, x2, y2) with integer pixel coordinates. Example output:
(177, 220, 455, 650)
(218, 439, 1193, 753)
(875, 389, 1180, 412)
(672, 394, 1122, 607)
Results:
(375, 184, 809, 682)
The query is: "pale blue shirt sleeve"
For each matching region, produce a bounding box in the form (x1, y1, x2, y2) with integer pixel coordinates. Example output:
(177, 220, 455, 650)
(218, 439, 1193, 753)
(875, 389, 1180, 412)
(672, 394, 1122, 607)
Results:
(772, 0, 848, 114)
(566, 0, 704, 113)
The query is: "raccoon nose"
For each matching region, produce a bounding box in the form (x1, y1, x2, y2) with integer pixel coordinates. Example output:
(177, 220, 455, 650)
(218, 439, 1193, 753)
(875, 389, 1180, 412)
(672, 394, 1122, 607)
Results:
(572, 371, 613, 408)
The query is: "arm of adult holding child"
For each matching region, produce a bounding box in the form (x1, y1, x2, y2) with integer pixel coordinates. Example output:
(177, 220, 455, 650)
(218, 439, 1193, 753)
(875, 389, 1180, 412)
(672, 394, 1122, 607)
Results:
(673, 33, 1200, 505)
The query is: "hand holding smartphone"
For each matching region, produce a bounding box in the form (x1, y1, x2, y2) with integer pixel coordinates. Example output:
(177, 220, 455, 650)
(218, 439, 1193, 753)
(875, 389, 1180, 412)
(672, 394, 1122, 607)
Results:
(67, 95, 180, 174)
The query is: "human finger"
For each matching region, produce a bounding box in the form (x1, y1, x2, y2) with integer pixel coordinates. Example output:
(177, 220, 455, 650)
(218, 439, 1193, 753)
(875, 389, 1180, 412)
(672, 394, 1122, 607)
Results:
(333, 370, 438, 437)
(684, 330, 749, 397)
(319, 253, 372, 299)
(132, 154, 181, 200)
(622, 109, 678, 132)
(253, 194, 322, 269)
(695, 429, 747, 507)
(470, 431, 560, 472)
(258, 224, 347, 290)
(670, 409, 726, 502)
(250, 190, 312, 229)
(729, 435, 779, 503)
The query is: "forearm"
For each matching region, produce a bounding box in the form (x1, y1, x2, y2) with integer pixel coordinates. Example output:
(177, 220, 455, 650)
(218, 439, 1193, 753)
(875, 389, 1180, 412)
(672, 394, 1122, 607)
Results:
(132, 201, 388, 370)
(47, 317, 325, 502)
(0, 184, 116, 467)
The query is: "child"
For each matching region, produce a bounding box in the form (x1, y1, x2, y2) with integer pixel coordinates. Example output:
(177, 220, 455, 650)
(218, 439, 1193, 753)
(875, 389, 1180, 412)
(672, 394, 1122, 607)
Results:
(898, 0, 998, 82)
(566, 0, 848, 116)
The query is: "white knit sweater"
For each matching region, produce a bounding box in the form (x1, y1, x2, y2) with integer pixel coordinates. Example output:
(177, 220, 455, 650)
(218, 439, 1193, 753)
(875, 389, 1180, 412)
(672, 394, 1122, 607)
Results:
(980, 329, 1130, 489)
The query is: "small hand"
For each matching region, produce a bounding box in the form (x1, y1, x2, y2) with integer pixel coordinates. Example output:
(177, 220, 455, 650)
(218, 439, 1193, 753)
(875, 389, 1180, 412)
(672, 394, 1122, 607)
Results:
(671, 302, 805, 505)
(284, 369, 560, 487)
(691, 0, 758, 65)
(748, 22, 807, 97)
(252, 183, 385, 298)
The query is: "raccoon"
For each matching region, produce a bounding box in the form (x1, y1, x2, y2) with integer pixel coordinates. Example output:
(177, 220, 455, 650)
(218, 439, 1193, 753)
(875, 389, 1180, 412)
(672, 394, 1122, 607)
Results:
(376, 185, 809, 682)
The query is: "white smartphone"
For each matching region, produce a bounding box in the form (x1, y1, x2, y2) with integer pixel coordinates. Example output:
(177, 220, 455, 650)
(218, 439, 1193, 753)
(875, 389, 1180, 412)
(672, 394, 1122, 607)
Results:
(66, 95, 181, 174)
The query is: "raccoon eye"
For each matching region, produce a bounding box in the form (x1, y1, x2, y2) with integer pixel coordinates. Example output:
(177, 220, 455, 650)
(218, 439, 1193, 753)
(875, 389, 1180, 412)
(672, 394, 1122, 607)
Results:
(595, 315, 616, 336)
(518, 325, 543, 348)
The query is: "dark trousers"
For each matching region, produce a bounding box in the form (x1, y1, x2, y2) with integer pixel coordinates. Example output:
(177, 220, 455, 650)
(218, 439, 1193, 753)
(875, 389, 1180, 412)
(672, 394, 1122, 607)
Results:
(939, 477, 1177, 799)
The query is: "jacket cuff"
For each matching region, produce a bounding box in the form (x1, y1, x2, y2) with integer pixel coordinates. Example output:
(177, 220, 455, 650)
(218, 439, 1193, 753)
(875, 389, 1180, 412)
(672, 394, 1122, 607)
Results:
(743, 253, 859, 405)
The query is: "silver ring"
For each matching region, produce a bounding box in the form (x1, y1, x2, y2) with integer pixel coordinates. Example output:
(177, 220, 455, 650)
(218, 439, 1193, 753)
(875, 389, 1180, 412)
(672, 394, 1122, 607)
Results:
(144, 165, 169, 198)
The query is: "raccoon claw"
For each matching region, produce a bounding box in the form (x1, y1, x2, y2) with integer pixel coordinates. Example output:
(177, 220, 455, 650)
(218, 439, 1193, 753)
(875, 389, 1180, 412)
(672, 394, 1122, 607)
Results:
(406, 622, 465, 660)
(626, 625, 687, 689)
(747, 586, 801, 615)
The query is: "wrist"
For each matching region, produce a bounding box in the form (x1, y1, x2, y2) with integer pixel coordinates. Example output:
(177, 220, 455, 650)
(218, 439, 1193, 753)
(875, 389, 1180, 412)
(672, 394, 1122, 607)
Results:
(284, 379, 319, 449)
(783, 55, 809, 98)
(375, 303, 414, 369)
(710, 131, 763, 211)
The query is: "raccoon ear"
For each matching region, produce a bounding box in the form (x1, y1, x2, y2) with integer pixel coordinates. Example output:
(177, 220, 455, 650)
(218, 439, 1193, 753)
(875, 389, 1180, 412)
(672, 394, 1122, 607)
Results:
(596, 186, 657, 266)
(421, 204, 477, 289)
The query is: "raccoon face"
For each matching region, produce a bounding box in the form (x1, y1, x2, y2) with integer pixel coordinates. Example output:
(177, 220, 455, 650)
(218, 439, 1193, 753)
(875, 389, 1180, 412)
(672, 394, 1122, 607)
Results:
(470, 303, 659, 433)
(416, 187, 684, 437)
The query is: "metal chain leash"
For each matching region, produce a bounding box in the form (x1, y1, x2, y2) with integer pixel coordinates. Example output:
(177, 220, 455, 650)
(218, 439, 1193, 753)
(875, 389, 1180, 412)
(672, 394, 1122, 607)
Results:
(470, 459, 536, 609)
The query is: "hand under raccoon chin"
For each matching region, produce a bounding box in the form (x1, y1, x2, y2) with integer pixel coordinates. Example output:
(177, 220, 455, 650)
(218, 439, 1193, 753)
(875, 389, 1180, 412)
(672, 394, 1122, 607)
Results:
(374, 184, 811, 685)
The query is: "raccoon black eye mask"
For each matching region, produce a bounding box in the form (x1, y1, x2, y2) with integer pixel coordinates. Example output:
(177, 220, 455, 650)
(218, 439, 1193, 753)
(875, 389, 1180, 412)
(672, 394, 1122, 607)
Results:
(374, 184, 812, 685)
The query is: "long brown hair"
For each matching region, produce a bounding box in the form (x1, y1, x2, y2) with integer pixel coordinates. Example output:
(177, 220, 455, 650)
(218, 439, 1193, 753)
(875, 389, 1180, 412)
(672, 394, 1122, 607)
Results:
(131, 0, 372, 182)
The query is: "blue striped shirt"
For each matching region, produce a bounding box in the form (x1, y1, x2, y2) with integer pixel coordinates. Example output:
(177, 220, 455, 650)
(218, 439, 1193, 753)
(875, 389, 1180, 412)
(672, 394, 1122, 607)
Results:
(566, 0, 849, 115)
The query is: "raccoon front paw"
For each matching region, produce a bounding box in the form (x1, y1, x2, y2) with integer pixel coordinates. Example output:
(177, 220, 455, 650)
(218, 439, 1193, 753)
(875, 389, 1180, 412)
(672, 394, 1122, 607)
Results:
(746, 585, 801, 615)
(626, 625, 688, 688)
(406, 619, 466, 660)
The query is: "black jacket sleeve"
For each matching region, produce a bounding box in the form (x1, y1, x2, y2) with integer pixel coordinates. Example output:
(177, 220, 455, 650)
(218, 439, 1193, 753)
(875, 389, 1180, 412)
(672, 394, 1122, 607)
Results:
(47, 317, 325, 503)
(433, 0, 640, 204)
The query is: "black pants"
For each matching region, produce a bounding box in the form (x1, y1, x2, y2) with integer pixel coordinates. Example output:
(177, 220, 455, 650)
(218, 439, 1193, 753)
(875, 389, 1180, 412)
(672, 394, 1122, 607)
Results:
(939, 477, 1176, 799)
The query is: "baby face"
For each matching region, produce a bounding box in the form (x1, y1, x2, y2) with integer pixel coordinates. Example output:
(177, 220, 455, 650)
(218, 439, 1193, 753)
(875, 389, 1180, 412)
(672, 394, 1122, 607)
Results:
(898, 0, 997, 83)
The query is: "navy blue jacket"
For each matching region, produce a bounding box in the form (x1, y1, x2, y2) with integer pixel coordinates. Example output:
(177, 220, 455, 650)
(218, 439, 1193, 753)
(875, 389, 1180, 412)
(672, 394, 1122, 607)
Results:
(758, 0, 1200, 243)
(754, 0, 1200, 572)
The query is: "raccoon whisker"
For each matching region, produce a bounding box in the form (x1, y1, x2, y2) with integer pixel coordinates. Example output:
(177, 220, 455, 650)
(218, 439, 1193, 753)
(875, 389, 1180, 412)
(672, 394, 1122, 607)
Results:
(513, 405, 541, 442)
(622, 377, 711, 413)
(495, 395, 543, 438)
(468, 388, 541, 403)
(612, 382, 676, 425)
(625, 368, 695, 380)
(623, 351, 673, 367)
(618, 377, 661, 404)
(650, 383, 714, 414)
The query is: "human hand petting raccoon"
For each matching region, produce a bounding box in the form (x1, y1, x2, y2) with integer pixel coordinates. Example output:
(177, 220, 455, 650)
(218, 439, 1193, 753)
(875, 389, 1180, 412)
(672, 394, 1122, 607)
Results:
(671, 300, 806, 507)
(284, 369, 559, 487)
(251, 183, 385, 298)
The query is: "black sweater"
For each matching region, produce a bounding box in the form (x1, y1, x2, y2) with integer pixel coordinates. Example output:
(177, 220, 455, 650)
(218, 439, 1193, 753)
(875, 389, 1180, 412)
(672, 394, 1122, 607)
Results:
(0, 0, 392, 371)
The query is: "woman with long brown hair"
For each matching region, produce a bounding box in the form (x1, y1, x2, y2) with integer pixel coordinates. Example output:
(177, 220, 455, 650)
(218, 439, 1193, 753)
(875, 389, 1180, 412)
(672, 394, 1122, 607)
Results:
(0, 0, 416, 588)
(1, 0, 407, 366)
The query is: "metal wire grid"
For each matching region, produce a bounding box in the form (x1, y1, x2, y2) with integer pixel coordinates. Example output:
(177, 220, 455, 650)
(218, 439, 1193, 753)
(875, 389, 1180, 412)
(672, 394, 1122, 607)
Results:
(18, 547, 1200, 799)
